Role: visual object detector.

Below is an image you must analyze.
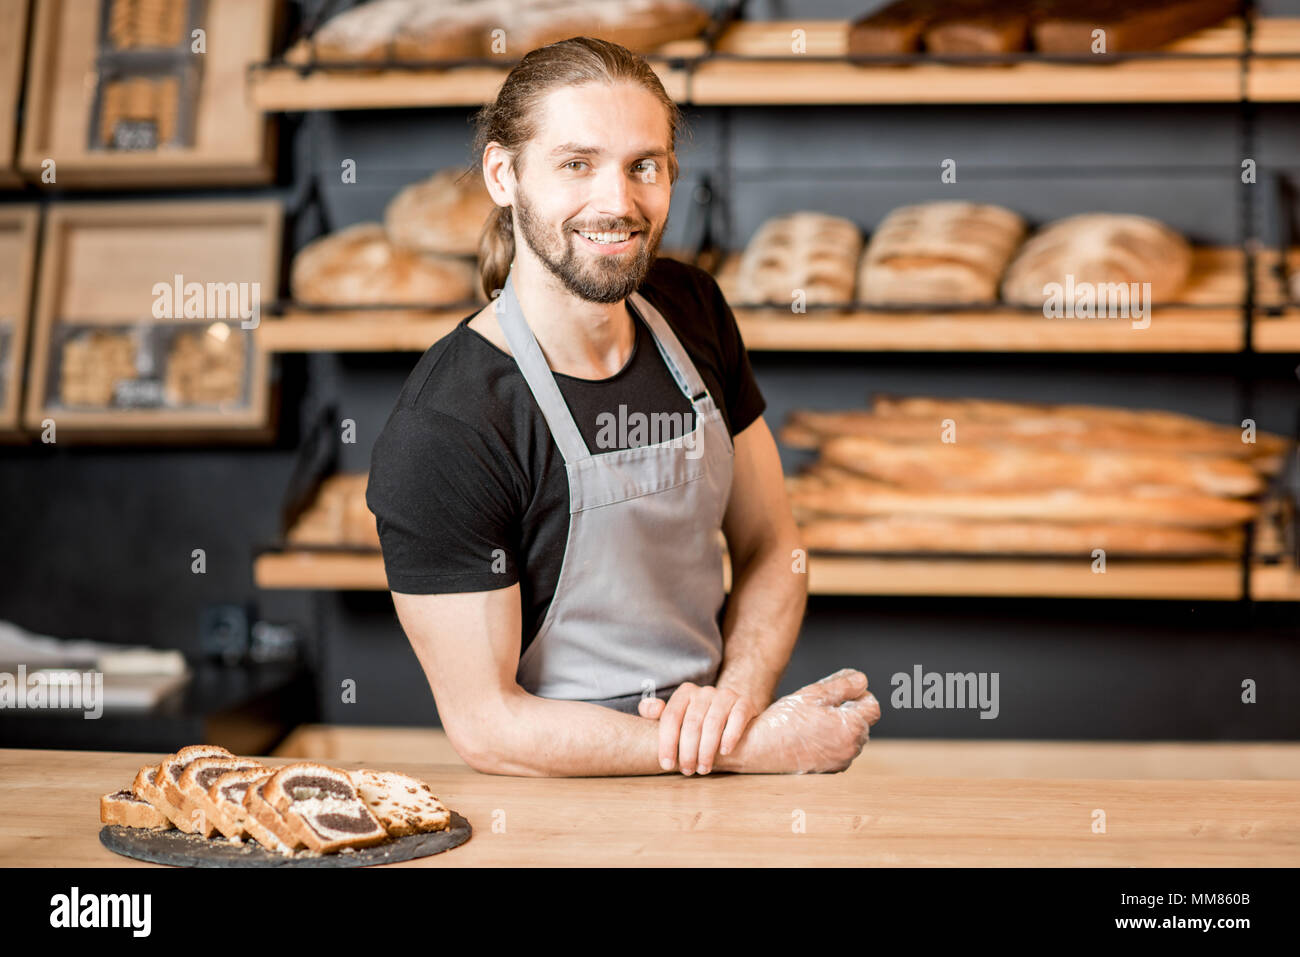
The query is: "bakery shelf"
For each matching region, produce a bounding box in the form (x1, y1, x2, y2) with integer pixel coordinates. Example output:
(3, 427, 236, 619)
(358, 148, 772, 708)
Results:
(722, 246, 1247, 353)
(248, 46, 696, 112)
(23, 199, 283, 438)
(1250, 562, 1300, 600)
(238, 18, 1300, 109)
(692, 19, 1247, 105)
(0, 0, 31, 187)
(1252, 248, 1300, 353)
(1246, 17, 1300, 100)
(18, 0, 277, 188)
(257, 307, 466, 353)
(0, 205, 40, 435)
(252, 546, 1255, 600)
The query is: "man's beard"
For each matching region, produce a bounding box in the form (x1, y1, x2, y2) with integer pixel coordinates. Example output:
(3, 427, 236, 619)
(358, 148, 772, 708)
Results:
(513, 185, 665, 304)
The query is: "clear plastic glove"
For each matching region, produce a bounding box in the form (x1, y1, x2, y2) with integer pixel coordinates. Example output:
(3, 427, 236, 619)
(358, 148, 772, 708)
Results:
(726, 668, 881, 774)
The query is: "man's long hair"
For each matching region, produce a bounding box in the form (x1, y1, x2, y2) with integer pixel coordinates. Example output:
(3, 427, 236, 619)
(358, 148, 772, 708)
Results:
(467, 36, 685, 300)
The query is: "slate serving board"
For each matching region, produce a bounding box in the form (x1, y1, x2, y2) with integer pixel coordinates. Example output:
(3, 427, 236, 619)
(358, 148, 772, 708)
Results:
(99, 811, 471, 867)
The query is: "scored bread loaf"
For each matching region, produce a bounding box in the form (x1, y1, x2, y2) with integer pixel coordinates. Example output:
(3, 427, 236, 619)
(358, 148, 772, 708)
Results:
(501, 0, 710, 58)
(795, 514, 1244, 557)
(817, 433, 1265, 498)
(306, 0, 424, 62)
(348, 769, 452, 836)
(1001, 213, 1193, 306)
(384, 168, 496, 257)
(264, 763, 388, 854)
(157, 745, 235, 833)
(1033, 0, 1239, 53)
(778, 407, 1284, 462)
(858, 201, 1026, 305)
(291, 223, 479, 307)
(736, 212, 863, 307)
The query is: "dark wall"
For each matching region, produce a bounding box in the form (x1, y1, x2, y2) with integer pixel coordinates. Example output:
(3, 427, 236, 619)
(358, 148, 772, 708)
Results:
(1, 0, 1298, 741)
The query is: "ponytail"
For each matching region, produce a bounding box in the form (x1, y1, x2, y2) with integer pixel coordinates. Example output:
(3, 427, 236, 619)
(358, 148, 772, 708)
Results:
(478, 203, 515, 301)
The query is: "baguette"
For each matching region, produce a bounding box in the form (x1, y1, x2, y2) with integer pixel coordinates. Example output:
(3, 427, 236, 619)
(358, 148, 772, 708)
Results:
(818, 434, 1265, 498)
(796, 514, 1244, 556)
(787, 471, 1259, 528)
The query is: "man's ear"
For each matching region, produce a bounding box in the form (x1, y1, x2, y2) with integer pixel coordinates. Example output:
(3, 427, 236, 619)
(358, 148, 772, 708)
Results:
(481, 142, 516, 207)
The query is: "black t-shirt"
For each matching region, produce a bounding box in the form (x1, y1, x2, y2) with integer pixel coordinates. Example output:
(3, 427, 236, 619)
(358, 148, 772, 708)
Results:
(366, 256, 767, 654)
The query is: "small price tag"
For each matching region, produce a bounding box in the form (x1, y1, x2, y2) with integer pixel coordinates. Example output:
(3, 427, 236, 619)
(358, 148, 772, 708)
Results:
(113, 378, 164, 407)
(112, 120, 158, 151)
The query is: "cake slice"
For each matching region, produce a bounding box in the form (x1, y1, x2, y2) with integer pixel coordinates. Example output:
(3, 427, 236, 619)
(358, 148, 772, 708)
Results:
(207, 766, 273, 841)
(100, 788, 173, 828)
(347, 769, 451, 837)
(131, 762, 182, 828)
(176, 756, 266, 839)
(241, 774, 305, 855)
(264, 763, 389, 853)
(156, 745, 235, 834)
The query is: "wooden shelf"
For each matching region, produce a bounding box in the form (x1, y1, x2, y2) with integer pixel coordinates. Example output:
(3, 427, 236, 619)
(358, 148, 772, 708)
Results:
(724, 246, 1247, 353)
(249, 55, 691, 112)
(257, 308, 466, 353)
(253, 547, 1255, 600)
(242, 19, 1300, 110)
(1250, 563, 1300, 601)
(1247, 18, 1300, 100)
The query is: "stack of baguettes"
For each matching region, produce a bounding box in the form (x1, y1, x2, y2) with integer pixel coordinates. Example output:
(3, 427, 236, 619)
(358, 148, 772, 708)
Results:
(780, 395, 1289, 557)
(99, 744, 452, 857)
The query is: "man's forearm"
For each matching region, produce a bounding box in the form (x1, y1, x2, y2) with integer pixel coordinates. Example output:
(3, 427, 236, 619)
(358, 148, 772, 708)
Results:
(715, 535, 807, 710)
(472, 690, 751, 777)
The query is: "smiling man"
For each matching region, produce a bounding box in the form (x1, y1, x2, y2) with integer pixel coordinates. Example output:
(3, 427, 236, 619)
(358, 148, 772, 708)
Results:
(367, 37, 879, 777)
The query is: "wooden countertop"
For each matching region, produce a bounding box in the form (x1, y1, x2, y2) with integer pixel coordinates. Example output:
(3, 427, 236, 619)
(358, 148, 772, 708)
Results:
(5, 732, 1300, 867)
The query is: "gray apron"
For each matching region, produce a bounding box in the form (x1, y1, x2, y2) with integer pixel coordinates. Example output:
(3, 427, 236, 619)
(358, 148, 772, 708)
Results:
(498, 270, 736, 713)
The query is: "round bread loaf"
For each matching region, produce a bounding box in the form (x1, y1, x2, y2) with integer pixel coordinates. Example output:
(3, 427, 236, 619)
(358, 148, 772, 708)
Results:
(291, 223, 477, 307)
(384, 168, 495, 256)
(736, 211, 863, 307)
(1001, 213, 1193, 306)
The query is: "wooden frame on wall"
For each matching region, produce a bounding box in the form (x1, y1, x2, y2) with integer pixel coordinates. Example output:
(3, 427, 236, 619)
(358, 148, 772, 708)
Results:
(19, 0, 277, 188)
(23, 198, 283, 439)
(0, 205, 40, 435)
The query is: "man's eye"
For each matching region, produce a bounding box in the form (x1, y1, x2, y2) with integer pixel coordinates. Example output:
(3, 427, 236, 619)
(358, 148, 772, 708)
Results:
(564, 160, 587, 171)
(635, 160, 657, 173)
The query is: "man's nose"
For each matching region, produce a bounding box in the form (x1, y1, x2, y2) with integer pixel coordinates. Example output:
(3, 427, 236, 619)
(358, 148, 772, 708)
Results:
(589, 165, 636, 222)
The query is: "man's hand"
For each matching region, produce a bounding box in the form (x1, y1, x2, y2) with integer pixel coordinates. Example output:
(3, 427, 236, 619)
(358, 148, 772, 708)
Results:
(637, 683, 760, 775)
(717, 668, 881, 774)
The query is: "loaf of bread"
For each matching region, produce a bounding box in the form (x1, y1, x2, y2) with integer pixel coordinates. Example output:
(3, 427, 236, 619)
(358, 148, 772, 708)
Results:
(174, 756, 266, 839)
(736, 212, 862, 307)
(858, 201, 1026, 305)
(59, 331, 136, 407)
(795, 515, 1244, 557)
(242, 775, 305, 854)
(385, 168, 496, 256)
(818, 433, 1264, 498)
(925, 3, 1033, 54)
(291, 223, 478, 307)
(287, 474, 379, 549)
(156, 745, 235, 833)
(1000, 213, 1193, 306)
(779, 406, 1287, 462)
(789, 468, 1259, 528)
(164, 325, 245, 407)
(107, 0, 188, 50)
(1033, 0, 1238, 53)
(302, 0, 708, 63)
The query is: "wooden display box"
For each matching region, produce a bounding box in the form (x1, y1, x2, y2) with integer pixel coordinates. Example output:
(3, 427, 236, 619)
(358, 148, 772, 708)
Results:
(24, 199, 283, 438)
(0, 206, 40, 435)
(0, 0, 32, 187)
(19, 0, 276, 188)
